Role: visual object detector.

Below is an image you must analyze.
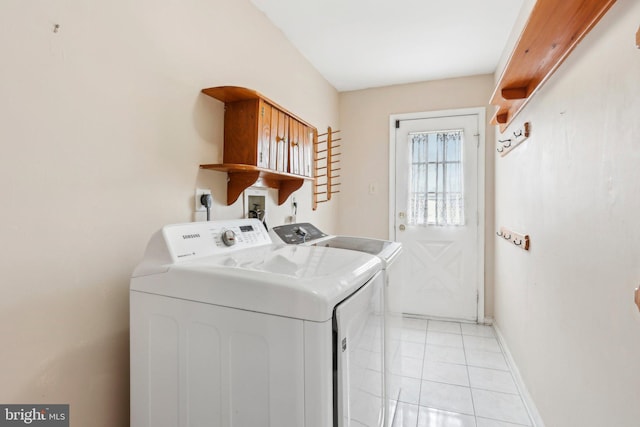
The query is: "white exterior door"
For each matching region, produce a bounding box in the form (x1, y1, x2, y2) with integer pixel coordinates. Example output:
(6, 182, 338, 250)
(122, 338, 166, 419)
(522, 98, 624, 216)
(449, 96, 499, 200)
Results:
(392, 111, 483, 321)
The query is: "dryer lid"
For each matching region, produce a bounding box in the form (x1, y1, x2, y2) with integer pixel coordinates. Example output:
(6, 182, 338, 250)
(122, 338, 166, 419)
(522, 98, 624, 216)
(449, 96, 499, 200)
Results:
(311, 235, 402, 266)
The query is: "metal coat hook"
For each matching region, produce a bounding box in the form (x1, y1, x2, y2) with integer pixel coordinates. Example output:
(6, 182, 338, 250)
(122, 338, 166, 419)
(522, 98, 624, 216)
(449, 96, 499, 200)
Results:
(496, 231, 503, 237)
(53, 24, 60, 33)
(503, 234, 512, 240)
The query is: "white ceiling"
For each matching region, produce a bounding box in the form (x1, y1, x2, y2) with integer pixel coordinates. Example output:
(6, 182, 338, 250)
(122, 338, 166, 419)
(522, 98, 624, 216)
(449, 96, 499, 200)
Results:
(250, 0, 524, 92)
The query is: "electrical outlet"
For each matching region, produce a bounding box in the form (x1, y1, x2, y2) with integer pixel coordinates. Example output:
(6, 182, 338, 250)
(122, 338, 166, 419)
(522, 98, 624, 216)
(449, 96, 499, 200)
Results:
(195, 189, 212, 212)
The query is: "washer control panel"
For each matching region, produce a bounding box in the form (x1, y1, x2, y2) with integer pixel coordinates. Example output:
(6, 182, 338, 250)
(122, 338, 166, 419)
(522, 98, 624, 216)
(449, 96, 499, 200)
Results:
(162, 219, 272, 261)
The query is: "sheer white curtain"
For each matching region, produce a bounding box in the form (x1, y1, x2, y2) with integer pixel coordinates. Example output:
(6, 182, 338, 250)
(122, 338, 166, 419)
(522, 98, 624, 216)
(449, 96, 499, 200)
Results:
(407, 130, 465, 226)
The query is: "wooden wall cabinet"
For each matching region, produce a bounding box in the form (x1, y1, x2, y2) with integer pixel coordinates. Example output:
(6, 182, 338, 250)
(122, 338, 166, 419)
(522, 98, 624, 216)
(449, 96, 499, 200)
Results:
(200, 86, 316, 205)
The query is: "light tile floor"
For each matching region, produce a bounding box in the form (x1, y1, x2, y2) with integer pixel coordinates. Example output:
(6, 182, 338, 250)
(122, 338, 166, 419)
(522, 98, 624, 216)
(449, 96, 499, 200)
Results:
(387, 318, 533, 427)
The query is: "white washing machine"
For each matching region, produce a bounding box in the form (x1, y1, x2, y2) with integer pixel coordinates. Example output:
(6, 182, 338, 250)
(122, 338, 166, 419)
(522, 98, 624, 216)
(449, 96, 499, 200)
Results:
(270, 223, 404, 425)
(130, 219, 385, 427)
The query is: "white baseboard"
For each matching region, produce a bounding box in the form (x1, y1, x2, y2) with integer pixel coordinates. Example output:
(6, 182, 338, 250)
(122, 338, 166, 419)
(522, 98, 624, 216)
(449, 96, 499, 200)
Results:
(493, 323, 546, 427)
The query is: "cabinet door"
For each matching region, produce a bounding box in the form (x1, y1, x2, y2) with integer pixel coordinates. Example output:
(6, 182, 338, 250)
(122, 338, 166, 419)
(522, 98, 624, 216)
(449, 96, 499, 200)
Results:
(302, 126, 315, 178)
(289, 119, 302, 175)
(257, 100, 272, 169)
(289, 120, 315, 177)
(269, 107, 289, 173)
(223, 99, 261, 166)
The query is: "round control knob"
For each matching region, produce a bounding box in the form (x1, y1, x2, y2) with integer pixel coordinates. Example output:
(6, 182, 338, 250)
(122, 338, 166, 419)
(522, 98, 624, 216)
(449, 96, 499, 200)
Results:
(221, 229, 237, 246)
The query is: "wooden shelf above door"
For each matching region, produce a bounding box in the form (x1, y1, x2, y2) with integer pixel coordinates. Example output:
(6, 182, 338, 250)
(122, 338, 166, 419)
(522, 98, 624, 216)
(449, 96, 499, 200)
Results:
(490, 0, 617, 132)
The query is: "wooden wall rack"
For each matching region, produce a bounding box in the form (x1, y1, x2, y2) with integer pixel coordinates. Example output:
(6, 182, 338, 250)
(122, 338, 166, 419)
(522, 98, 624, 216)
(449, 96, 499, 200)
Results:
(490, 0, 617, 132)
(497, 226, 530, 251)
(200, 86, 315, 205)
(313, 127, 341, 210)
(497, 122, 531, 157)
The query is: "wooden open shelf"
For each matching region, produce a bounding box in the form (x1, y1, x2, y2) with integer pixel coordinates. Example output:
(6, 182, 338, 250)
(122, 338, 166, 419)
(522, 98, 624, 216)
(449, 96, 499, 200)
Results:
(490, 0, 617, 132)
(200, 163, 312, 205)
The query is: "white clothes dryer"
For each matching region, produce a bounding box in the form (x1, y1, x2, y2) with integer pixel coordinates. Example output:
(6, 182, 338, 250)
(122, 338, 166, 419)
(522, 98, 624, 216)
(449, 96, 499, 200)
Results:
(270, 223, 405, 425)
(130, 219, 385, 427)
(270, 223, 403, 313)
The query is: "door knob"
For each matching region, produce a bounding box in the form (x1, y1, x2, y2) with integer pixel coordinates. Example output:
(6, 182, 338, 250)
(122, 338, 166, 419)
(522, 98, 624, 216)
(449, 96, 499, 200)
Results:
(399, 224, 406, 231)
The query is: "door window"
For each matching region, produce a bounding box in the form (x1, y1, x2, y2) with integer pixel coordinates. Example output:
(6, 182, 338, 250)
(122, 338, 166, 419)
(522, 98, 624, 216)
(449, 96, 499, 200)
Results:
(408, 130, 464, 227)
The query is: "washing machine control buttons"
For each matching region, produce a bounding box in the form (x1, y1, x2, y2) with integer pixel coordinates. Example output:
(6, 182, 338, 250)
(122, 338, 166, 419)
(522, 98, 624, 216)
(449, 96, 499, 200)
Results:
(221, 229, 237, 246)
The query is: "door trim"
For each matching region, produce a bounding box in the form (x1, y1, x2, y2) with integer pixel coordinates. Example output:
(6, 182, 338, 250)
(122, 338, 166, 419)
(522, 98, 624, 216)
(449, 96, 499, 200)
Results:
(389, 107, 486, 322)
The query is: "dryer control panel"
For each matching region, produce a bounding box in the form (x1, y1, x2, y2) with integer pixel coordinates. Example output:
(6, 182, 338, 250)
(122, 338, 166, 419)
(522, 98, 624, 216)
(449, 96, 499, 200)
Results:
(270, 222, 328, 244)
(162, 219, 272, 262)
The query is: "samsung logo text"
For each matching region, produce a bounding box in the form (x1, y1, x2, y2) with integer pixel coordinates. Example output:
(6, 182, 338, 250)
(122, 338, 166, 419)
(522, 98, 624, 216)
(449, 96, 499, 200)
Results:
(182, 234, 201, 239)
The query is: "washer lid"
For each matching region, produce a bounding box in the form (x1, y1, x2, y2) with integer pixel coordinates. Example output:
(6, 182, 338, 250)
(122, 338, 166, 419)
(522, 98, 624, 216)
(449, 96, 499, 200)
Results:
(131, 244, 382, 322)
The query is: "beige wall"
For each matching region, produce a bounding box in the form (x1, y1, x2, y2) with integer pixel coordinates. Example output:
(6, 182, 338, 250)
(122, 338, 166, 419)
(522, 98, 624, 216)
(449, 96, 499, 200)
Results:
(493, 0, 640, 425)
(338, 75, 496, 317)
(0, 0, 338, 425)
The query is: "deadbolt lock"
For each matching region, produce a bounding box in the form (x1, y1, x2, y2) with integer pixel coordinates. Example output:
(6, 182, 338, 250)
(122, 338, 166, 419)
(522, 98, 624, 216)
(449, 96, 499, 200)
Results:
(399, 224, 406, 231)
